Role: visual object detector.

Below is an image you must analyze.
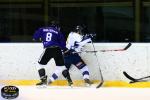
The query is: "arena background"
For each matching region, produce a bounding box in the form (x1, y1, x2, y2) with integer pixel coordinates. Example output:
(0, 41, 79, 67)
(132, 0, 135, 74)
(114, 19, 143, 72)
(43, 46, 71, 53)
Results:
(0, 0, 149, 43)
(0, 0, 150, 100)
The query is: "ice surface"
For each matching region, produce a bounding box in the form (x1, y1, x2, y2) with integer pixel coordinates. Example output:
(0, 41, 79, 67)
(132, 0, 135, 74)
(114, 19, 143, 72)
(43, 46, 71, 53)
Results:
(0, 85, 150, 100)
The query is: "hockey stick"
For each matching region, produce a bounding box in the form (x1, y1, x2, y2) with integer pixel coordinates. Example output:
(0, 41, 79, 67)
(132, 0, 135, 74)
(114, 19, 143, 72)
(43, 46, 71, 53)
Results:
(90, 41, 104, 88)
(123, 71, 149, 83)
(74, 43, 132, 53)
(100, 42, 132, 52)
(96, 43, 131, 87)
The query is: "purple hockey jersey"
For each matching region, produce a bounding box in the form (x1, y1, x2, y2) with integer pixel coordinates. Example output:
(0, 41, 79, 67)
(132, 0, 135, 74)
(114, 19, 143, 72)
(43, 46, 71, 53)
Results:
(33, 27, 66, 49)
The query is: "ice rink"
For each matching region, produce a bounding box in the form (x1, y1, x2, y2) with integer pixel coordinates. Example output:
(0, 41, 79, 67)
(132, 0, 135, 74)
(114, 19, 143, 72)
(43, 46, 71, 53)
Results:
(1, 85, 150, 100)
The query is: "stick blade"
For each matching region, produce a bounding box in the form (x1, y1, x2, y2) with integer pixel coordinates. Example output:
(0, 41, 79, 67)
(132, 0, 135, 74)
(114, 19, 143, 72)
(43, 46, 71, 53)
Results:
(96, 81, 104, 88)
(123, 71, 150, 83)
(124, 43, 132, 50)
(123, 71, 137, 82)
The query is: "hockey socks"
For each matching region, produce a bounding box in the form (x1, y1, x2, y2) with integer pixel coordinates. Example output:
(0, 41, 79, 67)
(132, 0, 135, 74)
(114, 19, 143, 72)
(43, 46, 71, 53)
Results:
(48, 66, 66, 84)
(80, 66, 90, 79)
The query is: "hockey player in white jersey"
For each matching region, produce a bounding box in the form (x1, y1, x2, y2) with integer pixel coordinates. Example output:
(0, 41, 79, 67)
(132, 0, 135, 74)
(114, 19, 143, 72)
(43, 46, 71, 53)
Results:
(62, 25, 93, 86)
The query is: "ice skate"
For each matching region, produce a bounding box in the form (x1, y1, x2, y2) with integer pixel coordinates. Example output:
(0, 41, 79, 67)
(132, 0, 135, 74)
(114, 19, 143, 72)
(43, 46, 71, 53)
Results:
(84, 78, 93, 87)
(36, 75, 47, 87)
(67, 79, 73, 87)
(47, 79, 52, 85)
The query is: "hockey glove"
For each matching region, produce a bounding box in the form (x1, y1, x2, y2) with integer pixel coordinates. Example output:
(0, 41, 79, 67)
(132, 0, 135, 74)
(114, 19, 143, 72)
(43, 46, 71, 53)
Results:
(74, 41, 80, 48)
(83, 34, 96, 40)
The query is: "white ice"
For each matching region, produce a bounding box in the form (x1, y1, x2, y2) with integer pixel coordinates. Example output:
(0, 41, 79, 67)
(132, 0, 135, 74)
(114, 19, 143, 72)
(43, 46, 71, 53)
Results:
(0, 85, 150, 100)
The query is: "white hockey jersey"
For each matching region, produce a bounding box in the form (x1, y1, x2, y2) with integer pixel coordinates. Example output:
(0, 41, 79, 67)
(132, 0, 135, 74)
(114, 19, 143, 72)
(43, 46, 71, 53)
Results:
(66, 32, 91, 52)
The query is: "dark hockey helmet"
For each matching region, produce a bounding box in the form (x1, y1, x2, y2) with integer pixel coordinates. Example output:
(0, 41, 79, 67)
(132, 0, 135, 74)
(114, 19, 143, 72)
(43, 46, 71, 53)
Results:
(75, 25, 83, 31)
(50, 20, 60, 30)
(75, 25, 83, 33)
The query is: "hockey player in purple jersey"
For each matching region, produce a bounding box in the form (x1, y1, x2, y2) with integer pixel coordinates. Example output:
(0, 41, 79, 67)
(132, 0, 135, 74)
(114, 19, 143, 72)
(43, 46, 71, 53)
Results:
(33, 20, 71, 86)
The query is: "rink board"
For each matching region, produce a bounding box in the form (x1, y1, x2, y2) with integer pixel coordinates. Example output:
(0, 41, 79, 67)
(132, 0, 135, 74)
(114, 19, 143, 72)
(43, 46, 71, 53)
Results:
(1, 43, 150, 88)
